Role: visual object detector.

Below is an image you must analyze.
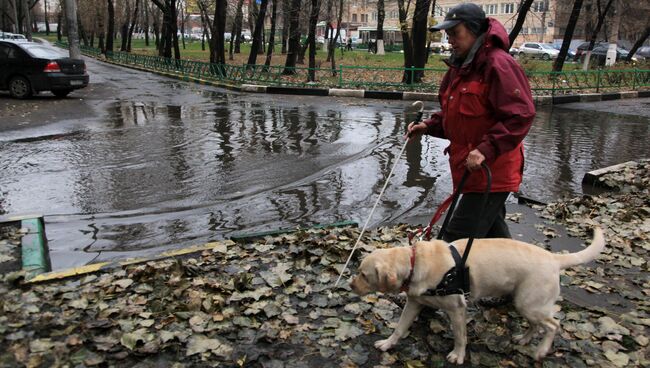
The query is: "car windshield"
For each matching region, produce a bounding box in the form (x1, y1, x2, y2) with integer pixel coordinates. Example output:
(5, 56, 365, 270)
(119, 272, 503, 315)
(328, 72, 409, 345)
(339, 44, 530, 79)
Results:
(22, 45, 68, 59)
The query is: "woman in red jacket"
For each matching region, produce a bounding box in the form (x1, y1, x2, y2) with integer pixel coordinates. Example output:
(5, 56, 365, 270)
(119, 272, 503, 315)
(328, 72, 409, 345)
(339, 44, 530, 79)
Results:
(408, 3, 535, 242)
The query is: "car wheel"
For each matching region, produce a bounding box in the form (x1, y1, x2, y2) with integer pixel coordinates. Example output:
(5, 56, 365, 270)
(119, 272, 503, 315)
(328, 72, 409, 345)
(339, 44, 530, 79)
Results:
(9, 76, 32, 99)
(519, 52, 526, 58)
(52, 89, 72, 98)
(542, 53, 550, 60)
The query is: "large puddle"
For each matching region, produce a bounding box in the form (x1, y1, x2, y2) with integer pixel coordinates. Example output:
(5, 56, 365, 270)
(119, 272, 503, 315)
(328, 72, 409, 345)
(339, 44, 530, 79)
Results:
(1, 88, 648, 270)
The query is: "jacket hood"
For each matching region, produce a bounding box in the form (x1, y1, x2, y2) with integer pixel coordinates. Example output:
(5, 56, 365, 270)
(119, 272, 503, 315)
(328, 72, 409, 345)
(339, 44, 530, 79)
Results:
(484, 17, 510, 51)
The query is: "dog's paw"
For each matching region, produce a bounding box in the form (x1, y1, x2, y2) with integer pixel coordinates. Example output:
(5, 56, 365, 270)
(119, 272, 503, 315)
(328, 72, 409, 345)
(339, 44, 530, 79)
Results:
(374, 338, 396, 351)
(446, 349, 465, 365)
(514, 330, 536, 345)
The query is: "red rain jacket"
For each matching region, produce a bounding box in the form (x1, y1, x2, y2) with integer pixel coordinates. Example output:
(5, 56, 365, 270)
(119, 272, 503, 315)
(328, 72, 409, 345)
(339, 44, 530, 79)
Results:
(423, 18, 535, 193)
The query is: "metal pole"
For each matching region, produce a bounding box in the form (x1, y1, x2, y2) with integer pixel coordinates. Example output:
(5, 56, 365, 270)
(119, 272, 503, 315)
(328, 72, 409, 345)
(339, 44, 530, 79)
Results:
(64, 0, 80, 58)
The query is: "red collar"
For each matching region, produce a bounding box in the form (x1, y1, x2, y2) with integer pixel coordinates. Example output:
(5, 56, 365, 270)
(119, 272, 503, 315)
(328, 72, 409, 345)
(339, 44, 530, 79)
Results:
(400, 245, 417, 293)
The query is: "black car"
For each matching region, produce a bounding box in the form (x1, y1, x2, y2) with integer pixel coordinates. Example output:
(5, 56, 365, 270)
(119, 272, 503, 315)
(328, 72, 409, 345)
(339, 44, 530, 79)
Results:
(0, 40, 89, 98)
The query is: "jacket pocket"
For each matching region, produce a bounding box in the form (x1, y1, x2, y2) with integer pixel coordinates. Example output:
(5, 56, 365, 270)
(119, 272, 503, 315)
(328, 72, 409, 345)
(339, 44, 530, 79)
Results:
(458, 82, 488, 117)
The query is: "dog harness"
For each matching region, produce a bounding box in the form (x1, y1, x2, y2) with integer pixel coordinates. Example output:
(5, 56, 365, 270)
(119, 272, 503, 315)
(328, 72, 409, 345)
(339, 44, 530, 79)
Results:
(400, 243, 470, 296)
(423, 243, 471, 296)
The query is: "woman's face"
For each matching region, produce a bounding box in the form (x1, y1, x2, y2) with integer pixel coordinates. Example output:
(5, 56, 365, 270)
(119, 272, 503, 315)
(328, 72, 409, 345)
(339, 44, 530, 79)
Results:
(446, 22, 477, 58)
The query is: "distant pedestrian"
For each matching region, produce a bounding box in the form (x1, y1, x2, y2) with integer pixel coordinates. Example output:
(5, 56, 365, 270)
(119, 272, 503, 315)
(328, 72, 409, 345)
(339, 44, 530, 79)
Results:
(347, 37, 352, 51)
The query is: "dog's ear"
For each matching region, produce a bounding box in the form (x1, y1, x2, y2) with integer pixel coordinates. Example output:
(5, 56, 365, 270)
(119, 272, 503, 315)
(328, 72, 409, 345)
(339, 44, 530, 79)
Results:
(376, 264, 398, 292)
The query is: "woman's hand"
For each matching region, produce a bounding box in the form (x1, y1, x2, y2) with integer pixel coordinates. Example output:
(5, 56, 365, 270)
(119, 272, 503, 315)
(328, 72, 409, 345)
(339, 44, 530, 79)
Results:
(465, 149, 485, 171)
(406, 121, 428, 142)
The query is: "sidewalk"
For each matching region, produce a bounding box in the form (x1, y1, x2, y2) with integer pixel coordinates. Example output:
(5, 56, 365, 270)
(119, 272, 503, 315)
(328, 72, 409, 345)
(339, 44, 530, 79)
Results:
(1, 161, 648, 367)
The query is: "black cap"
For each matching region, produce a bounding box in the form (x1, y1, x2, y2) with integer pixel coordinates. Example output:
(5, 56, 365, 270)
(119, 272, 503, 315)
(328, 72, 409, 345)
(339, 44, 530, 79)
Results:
(429, 3, 486, 32)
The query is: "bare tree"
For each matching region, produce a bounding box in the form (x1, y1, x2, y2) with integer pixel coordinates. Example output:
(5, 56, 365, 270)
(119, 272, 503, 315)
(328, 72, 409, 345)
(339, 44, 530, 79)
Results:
(327, 0, 342, 70)
(151, 0, 180, 59)
(397, 0, 414, 83)
(282, 0, 300, 74)
(626, 25, 650, 62)
(281, 0, 289, 53)
(582, 0, 614, 69)
(209, 0, 226, 64)
(376, 0, 385, 54)
(264, 0, 278, 68)
(508, 0, 534, 47)
(307, 0, 321, 81)
(127, 0, 140, 52)
(553, 0, 583, 71)
(247, 0, 269, 65)
(44, 0, 50, 34)
(106, 0, 114, 52)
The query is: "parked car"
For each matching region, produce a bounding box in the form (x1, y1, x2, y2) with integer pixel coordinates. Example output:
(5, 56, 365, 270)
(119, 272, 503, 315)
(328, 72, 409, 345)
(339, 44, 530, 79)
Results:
(0, 32, 27, 40)
(0, 40, 89, 98)
(550, 44, 576, 61)
(517, 42, 559, 60)
(509, 46, 518, 56)
(573, 41, 607, 61)
(581, 45, 637, 65)
(633, 46, 650, 61)
(431, 41, 451, 53)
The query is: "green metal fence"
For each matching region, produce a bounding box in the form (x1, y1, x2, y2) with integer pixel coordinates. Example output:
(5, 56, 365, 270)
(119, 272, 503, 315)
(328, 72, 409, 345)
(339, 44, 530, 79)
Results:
(61, 42, 650, 96)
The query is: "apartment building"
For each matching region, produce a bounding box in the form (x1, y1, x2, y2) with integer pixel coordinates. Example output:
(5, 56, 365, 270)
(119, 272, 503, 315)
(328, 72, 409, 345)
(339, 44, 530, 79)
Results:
(433, 0, 557, 46)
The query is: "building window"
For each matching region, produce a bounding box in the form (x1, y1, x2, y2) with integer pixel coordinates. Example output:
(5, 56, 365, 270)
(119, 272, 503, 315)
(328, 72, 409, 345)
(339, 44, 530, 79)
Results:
(530, 27, 543, 34)
(501, 3, 515, 14)
(352, 14, 357, 22)
(521, 27, 529, 35)
(485, 4, 497, 15)
(391, 10, 398, 19)
(533, 1, 548, 12)
(372, 11, 377, 21)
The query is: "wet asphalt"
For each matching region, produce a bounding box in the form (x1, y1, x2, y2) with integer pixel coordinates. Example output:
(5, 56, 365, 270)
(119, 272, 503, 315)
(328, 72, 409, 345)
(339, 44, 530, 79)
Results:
(0, 56, 649, 276)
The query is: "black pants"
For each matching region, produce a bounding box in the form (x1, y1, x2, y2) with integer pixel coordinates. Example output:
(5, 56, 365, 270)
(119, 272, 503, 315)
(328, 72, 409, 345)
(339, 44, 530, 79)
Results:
(442, 192, 511, 243)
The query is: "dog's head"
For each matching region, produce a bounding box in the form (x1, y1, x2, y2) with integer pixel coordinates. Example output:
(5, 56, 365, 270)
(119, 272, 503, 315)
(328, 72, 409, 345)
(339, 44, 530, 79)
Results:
(349, 249, 402, 295)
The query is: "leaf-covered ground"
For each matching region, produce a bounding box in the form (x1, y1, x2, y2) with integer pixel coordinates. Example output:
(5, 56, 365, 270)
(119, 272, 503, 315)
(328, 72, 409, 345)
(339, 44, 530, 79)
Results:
(1, 160, 648, 367)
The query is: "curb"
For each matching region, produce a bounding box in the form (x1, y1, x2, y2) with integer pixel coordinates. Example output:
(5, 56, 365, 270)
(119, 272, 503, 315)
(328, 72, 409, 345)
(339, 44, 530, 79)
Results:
(230, 220, 358, 242)
(27, 220, 358, 284)
(582, 160, 636, 187)
(85, 55, 649, 106)
(0, 214, 50, 279)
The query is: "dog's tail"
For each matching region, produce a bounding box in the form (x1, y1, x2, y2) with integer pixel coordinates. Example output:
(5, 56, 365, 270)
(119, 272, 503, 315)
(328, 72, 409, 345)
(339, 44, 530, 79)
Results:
(554, 227, 605, 269)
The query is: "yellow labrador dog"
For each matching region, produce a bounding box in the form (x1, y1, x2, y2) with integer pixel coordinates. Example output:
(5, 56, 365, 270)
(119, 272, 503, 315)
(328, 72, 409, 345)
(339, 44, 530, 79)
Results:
(350, 228, 605, 364)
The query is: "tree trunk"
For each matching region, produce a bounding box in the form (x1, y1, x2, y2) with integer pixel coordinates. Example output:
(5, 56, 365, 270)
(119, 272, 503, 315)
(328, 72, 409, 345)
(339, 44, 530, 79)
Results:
(22, 0, 31, 40)
(397, 0, 414, 83)
(56, 10, 62, 41)
(307, 0, 320, 81)
(180, 3, 185, 50)
(247, 0, 269, 65)
(282, 0, 301, 74)
(210, 0, 226, 65)
(77, 10, 88, 46)
(553, 0, 583, 71)
(264, 0, 278, 67)
(63, 0, 80, 57)
(44, 0, 50, 34)
(281, 0, 289, 54)
(152, 8, 160, 48)
(120, 6, 128, 52)
(626, 25, 650, 62)
(583, 0, 615, 69)
(508, 0, 534, 47)
(411, 0, 430, 82)
(228, 0, 244, 59)
(376, 0, 385, 54)
(143, 0, 150, 46)
(329, 0, 343, 75)
(171, 0, 180, 59)
(97, 5, 105, 52)
(106, 0, 114, 52)
(127, 0, 139, 52)
(234, 0, 244, 53)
